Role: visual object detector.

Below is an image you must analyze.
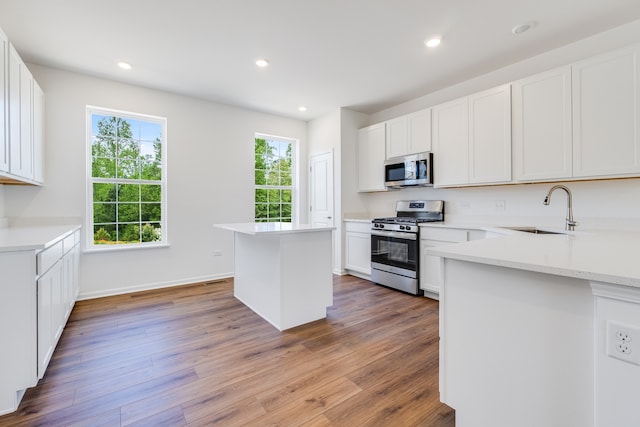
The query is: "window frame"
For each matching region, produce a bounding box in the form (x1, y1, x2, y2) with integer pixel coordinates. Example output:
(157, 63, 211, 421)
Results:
(254, 133, 298, 224)
(85, 106, 168, 251)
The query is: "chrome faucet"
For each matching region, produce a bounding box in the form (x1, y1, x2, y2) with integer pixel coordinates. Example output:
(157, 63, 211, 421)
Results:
(543, 185, 577, 231)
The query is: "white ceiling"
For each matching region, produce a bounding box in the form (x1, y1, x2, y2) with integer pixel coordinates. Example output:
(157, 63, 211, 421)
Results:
(1, 0, 640, 120)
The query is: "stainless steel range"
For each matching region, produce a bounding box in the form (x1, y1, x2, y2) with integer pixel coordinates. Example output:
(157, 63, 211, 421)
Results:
(371, 200, 444, 295)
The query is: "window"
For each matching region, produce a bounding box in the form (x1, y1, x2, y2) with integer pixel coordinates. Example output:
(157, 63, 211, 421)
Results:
(87, 106, 167, 249)
(254, 134, 295, 222)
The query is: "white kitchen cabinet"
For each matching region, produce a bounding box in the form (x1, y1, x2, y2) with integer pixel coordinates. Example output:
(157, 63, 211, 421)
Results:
(32, 81, 44, 184)
(572, 45, 640, 178)
(0, 29, 8, 173)
(344, 220, 371, 277)
(420, 227, 469, 297)
(512, 66, 573, 181)
(358, 123, 386, 192)
(468, 84, 511, 184)
(9, 44, 32, 180)
(36, 229, 80, 378)
(0, 250, 37, 416)
(0, 226, 80, 415)
(433, 97, 469, 186)
(385, 109, 431, 159)
(433, 84, 511, 187)
(0, 42, 43, 185)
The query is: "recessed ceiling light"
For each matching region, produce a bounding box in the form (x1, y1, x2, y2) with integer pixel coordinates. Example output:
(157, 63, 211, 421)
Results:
(117, 61, 132, 70)
(255, 59, 269, 67)
(512, 22, 536, 35)
(424, 36, 442, 48)
(298, 106, 307, 112)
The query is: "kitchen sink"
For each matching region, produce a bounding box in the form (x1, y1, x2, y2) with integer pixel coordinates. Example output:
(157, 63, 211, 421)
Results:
(502, 226, 567, 235)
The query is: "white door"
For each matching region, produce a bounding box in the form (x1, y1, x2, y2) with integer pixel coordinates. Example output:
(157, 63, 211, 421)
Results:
(310, 151, 334, 227)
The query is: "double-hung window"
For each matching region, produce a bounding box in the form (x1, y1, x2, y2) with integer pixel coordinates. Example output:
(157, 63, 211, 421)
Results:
(87, 106, 167, 249)
(254, 134, 295, 223)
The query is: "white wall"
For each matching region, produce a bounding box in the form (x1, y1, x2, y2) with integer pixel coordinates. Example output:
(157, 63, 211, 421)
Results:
(4, 64, 308, 299)
(359, 19, 640, 229)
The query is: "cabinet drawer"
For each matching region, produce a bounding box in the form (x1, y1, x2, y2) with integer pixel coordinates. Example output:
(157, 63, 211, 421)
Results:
(37, 240, 63, 275)
(421, 228, 468, 242)
(345, 221, 372, 233)
(63, 234, 75, 254)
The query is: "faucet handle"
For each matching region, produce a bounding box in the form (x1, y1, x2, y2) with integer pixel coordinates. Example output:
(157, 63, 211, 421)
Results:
(566, 219, 579, 230)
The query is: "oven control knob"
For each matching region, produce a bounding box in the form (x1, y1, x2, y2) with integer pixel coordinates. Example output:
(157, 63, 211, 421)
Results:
(406, 226, 412, 231)
(399, 225, 405, 230)
(379, 224, 384, 229)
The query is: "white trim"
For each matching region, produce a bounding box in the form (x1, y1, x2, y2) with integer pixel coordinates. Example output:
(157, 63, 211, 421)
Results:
(590, 281, 640, 304)
(77, 272, 234, 300)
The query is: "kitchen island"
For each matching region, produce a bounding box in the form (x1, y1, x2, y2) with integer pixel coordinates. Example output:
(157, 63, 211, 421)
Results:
(213, 222, 335, 331)
(427, 230, 640, 427)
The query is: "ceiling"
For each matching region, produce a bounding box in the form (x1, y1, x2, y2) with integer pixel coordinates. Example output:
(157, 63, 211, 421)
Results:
(1, 0, 640, 121)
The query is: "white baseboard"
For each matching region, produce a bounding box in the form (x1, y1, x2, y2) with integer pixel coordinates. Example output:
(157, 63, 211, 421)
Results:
(77, 272, 235, 300)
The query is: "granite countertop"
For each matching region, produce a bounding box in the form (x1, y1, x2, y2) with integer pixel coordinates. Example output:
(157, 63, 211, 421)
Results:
(0, 225, 81, 253)
(427, 229, 640, 288)
(213, 222, 336, 235)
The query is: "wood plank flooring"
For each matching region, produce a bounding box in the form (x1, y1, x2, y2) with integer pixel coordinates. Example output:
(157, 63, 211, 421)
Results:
(0, 275, 454, 426)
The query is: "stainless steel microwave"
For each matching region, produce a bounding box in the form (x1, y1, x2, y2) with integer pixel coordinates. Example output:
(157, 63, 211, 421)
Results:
(384, 152, 433, 189)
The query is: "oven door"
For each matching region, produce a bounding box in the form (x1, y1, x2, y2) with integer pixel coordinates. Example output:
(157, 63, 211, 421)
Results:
(370, 230, 418, 276)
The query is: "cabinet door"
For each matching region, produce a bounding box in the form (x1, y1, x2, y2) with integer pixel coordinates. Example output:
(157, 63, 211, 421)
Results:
(32, 81, 44, 184)
(358, 123, 386, 192)
(386, 116, 408, 159)
(572, 45, 640, 177)
(345, 231, 371, 275)
(513, 66, 573, 181)
(408, 108, 431, 154)
(37, 261, 62, 378)
(0, 31, 7, 173)
(8, 44, 33, 180)
(433, 97, 469, 186)
(421, 242, 443, 295)
(469, 84, 512, 184)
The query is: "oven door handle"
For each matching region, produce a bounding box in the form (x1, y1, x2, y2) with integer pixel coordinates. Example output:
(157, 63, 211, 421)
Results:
(370, 230, 417, 240)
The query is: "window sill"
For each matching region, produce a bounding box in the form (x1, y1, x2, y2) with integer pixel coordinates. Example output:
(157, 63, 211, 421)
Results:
(83, 242, 170, 254)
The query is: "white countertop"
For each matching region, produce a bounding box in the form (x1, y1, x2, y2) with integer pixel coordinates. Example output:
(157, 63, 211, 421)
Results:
(427, 229, 640, 288)
(0, 224, 81, 253)
(213, 222, 335, 235)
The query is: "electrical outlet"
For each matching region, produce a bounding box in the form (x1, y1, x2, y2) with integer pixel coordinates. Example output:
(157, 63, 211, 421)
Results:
(607, 321, 640, 366)
(213, 250, 223, 257)
(494, 200, 506, 212)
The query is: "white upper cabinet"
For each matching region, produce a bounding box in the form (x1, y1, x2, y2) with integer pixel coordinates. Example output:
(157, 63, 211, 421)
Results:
(358, 122, 386, 192)
(0, 30, 7, 173)
(433, 97, 469, 186)
(433, 84, 511, 187)
(32, 81, 44, 184)
(512, 66, 573, 181)
(468, 84, 511, 184)
(1, 41, 44, 185)
(386, 116, 408, 159)
(385, 108, 431, 159)
(572, 45, 640, 178)
(408, 109, 432, 154)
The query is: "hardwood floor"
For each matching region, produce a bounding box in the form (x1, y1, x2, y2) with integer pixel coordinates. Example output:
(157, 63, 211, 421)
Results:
(0, 275, 454, 426)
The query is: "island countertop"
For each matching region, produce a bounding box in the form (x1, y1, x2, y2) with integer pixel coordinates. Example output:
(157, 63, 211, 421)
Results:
(213, 222, 335, 235)
(427, 229, 640, 289)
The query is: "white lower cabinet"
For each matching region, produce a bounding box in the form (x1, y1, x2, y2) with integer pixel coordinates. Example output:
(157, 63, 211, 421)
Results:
(420, 227, 486, 297)
(0, 227, 80, 416)
(36, 230, 80, 378)
(420, 228, 469, 297)
(344, 221, 371, 277)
